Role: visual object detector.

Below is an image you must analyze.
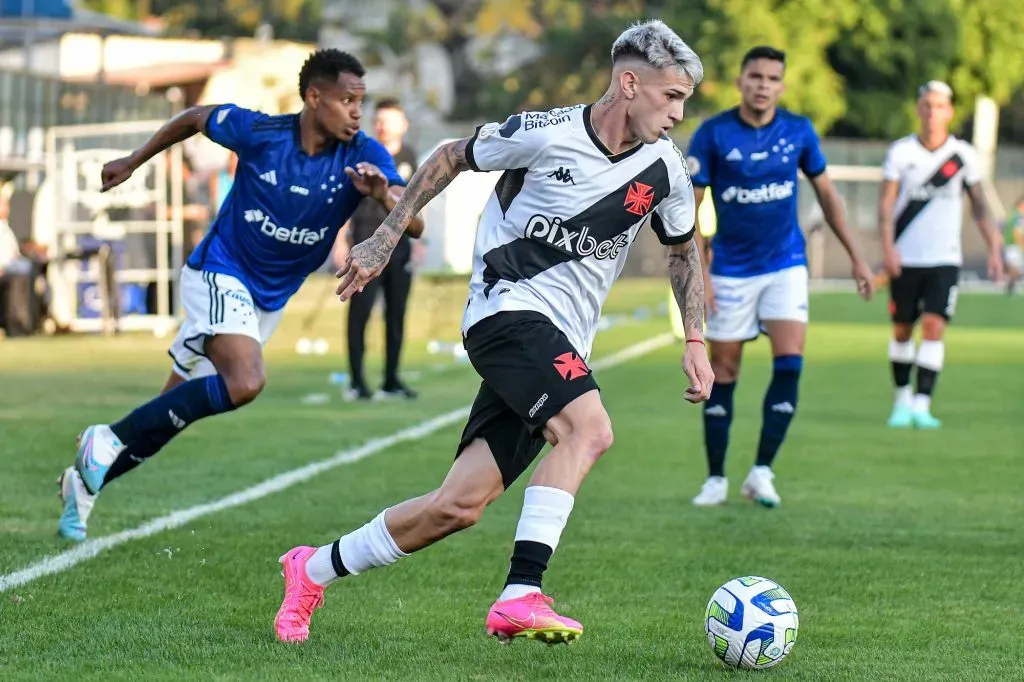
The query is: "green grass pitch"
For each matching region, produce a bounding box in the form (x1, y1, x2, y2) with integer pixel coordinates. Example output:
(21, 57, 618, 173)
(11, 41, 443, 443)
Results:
(1, 277, 1021, 680)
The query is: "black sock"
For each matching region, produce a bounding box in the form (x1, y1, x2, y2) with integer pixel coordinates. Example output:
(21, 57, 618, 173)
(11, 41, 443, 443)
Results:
(504, 540, 552, 589)
(915, 366, 939, 396)
(756, 356, 802, 468)
(891, 361, 912, 388)
(330, 540, 351, 578)
(104, 375, 236, 485)
(703, 382, 736, 477)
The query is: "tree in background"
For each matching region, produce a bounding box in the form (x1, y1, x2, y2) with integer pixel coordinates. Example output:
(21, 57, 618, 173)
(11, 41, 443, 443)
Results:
(81, 0, 1024, 141)
(82, 0, 324, 41)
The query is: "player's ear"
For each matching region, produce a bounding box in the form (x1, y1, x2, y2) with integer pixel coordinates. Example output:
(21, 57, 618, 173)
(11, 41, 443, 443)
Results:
(619, 70, 639, 99)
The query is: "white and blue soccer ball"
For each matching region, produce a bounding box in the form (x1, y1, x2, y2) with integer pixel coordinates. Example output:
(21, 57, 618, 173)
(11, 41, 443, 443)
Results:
(704, 576, 799, 670)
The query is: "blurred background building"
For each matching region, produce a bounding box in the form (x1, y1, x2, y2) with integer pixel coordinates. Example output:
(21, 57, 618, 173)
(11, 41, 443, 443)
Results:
(2, 0, 1023, 336)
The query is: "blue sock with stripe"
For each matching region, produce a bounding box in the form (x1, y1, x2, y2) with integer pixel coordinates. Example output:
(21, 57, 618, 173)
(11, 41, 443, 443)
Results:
(756, 355, 802, 468)
(105, 375, 236, 483)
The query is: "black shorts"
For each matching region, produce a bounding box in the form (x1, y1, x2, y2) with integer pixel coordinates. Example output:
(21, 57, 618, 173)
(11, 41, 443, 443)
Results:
(889, 266, 960, 323)
(455, 311, 600, 489)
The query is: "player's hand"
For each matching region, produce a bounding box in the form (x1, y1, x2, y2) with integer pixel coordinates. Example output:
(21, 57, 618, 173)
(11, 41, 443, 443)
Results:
(345, 163, 389, 201)
(703, 275, 718, 318)
(335, 228, 396, 301)
(682, 341, 714, 404)
(100, 155, 137, 192)
(851, 258, 876, 301)
(987, 248, 1004, 283)
(882, 247, 902, 278)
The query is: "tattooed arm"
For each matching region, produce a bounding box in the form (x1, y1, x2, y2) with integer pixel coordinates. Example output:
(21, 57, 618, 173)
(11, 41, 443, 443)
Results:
(668, 238, 706, 342)
(336, 137, 471, 300)
(669, 237, 715, 403)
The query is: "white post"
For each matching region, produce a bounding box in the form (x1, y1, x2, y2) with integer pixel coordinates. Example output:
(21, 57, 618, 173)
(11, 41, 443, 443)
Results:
(972, 95, 999, 180)
(971, 95, 1006, 222)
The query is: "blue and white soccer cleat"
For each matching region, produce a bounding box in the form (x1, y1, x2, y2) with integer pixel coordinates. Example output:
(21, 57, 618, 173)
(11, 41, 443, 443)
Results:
(73, 425, 122, 495)
(57, 466, 95, 542)
(887, 404, 913, 428)
(742, 466, 781, 508)
(911, 410, 942, 430)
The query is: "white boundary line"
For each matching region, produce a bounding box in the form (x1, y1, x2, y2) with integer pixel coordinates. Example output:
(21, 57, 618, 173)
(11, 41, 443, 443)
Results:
(0, 333, 675, 593)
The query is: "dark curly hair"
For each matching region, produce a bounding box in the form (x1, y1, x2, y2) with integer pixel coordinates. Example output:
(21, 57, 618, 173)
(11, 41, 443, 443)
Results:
(298, 49, 366, 100)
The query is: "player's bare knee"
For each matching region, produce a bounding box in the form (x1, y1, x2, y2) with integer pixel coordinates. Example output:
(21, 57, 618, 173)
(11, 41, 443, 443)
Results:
(892, 324, 914, 343)
(585, 421, 614, 461)
(711, 358, 740, 383)
(569, 413, 614, 462)
(428, 490, 487, 533)
(920, 315, 945, 340)
(223, 369, 266, 407)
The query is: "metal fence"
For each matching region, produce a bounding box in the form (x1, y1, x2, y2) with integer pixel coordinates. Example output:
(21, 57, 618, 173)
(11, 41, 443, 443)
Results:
(0, 68, 172, 168)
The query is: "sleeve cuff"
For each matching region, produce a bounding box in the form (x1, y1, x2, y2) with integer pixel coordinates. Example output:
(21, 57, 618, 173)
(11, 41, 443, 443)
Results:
(465, 126, 483, 172)
(651, 212, 695, 245)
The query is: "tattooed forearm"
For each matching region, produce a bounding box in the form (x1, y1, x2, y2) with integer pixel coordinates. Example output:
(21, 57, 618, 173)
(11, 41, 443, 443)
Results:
(380, 137, 470, 240)
(668, 238, 705, 338)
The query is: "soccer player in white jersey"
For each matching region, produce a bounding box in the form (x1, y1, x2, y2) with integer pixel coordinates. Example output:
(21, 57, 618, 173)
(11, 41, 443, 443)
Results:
(272, 20, 715, 645)
(686, 47, 875, 508)
(879, 80, 1003, 429)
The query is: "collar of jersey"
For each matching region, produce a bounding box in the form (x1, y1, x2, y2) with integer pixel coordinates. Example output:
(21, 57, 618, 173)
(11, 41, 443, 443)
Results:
(583, 105, 644, 163)
(731, 106, 779, 131)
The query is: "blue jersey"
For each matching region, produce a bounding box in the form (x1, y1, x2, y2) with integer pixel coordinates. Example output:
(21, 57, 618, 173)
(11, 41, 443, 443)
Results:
(188, 104, 406, 311)
(686, 108, 827, 278)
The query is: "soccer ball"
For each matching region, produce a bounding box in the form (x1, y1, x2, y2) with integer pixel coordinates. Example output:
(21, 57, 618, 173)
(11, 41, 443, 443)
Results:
(704, 576, 799, 669)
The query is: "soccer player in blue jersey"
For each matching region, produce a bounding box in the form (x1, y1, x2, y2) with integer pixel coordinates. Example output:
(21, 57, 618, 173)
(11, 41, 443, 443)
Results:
(686, 46, 874, 508)
(57, 49, 423, 541)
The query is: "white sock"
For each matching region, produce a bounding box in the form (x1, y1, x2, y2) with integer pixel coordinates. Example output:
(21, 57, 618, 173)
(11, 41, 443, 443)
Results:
(306, 510, 407, 587)
(916, 340, 944, 372)
(500, 584, 541, 601)
(888, 339, 915, 407)
(913, 341, 944, 413)
(305, 544, 339, 586)
(93, 425, 126, 467)
(499, 486, 574, 602)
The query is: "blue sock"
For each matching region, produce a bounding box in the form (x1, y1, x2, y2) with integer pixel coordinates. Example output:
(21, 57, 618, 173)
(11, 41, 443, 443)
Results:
(106, 375, 235, 481)
(756, 355, 802, 468)
(703, 382, 736, 477)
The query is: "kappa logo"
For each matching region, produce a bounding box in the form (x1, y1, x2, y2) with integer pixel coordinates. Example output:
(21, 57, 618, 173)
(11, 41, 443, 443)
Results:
(528, 393, 549, 419)
(523, 214, 628, 260)
(547, 167, 576, 185)
(624, 181, 654, 216)
(553, 351, 590, 381)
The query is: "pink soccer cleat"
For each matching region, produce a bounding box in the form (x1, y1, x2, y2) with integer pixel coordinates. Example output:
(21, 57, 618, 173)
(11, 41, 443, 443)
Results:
(274, 546, 325, 643)
(486, 592, 583, 645)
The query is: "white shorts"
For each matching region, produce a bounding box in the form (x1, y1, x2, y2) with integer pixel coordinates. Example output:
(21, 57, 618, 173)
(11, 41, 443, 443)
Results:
(168, 267, 284, 379)
(706, 265, 808, 342)
(1004, 245, 1023, 271)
